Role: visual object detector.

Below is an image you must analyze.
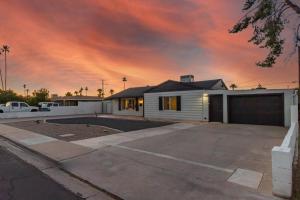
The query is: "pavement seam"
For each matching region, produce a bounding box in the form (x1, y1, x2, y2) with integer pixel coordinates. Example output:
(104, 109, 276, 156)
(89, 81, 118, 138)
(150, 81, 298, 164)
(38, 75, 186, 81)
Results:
(113, 144, 235, 173)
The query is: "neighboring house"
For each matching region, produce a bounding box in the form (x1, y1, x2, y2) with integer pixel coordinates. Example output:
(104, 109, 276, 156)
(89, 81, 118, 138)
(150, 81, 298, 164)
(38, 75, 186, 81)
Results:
(52, 96, 102, 106)
(106, 86, 154, 116)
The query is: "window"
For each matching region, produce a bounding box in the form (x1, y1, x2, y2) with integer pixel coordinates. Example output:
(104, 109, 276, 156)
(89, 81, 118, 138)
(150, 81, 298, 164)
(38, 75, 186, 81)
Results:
(163, 96, 177, 110)
(121, 98, 136, 110)
(20, 103, 28, 107)
(11, 102, 18, 107)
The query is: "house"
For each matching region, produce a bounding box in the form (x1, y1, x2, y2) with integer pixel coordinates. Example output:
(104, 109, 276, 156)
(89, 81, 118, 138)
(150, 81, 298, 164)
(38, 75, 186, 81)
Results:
(52, 96, 102, 106)
(106, 86, 154, 116)
(107, 75, 297, 127)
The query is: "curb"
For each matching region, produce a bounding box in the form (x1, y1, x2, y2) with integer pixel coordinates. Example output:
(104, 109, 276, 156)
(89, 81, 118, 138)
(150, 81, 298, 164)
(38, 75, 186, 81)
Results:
(0, 135, 124, 200)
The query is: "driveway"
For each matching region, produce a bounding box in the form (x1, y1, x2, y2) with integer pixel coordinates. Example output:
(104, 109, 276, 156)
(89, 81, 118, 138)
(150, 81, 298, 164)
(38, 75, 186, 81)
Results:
(62, 123, 286, 200)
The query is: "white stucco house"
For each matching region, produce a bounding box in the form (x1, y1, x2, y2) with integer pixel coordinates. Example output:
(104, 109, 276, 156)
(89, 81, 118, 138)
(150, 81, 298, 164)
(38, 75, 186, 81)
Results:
(106, 75, 297, 127)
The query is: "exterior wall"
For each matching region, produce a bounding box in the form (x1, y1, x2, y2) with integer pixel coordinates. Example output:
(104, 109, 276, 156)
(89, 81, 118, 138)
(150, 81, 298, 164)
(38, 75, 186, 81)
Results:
(204, 89, 296, 127)
(144, 89, 297, 127)
(0, 102, 102, 119)
(144, 90, 207, 121)
(111, 99, 143, 116)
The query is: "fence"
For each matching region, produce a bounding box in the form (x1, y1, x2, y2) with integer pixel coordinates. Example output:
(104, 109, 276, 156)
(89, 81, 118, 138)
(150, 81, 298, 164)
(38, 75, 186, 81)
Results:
(0, 102, 102, 119)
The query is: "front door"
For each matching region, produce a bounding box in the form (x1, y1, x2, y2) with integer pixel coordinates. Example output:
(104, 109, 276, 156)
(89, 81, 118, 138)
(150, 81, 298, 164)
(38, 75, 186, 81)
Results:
(209, 95, 223, 122)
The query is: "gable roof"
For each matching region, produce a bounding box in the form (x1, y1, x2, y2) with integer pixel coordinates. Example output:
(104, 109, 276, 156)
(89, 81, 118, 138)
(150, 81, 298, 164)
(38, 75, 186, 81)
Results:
(146, 79, 226, 93)
(106, 86, 154, 99)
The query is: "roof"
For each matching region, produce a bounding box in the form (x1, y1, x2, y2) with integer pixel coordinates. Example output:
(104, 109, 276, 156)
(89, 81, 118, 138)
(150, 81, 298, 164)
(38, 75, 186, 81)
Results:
(146, 79, 226, 93)
(51, 96, 102, 101)
(106, 86, 154, 100)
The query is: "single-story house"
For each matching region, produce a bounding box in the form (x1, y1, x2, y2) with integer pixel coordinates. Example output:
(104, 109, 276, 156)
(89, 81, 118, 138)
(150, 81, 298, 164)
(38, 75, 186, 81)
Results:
(52, 96, 102, 106)
(106, 75, 298, 127)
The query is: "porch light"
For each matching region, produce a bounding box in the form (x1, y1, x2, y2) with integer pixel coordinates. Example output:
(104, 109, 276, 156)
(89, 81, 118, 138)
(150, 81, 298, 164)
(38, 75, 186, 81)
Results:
(203, 93, 208, 97)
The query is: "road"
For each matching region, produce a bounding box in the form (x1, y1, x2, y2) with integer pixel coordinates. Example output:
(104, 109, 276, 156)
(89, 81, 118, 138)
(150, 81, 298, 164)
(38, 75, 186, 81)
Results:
(0, 146, 83, 200)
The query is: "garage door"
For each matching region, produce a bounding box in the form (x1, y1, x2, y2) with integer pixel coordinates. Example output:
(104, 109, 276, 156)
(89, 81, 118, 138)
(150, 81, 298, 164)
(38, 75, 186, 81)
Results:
(228, 94, 284, 126)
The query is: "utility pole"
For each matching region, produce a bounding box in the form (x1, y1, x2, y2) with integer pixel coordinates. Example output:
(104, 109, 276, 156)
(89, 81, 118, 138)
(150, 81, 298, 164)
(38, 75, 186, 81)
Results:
(102, 80, 104, 98)
(298, 46, 300, 89)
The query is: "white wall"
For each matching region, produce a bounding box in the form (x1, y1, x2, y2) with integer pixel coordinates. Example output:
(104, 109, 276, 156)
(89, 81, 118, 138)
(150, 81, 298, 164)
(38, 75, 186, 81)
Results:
(112, 99, 143, 116)
(144, 89, 297, 126)
(0, 102, 102, 119)
(272, 105, 299, 198)
(144, 90, 207, 121)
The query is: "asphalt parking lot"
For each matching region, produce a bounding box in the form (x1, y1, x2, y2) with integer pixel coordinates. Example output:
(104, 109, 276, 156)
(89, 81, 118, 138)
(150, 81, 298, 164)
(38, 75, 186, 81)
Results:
(47, 117, 173, 132)
(6, 117, 173, 142)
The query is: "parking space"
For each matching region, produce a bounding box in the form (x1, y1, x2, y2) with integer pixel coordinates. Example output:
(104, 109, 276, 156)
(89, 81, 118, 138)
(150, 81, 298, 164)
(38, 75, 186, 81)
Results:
(63, 123, 286, 199)
(47, 117, 173, 132)
(6, 117, 173, 142)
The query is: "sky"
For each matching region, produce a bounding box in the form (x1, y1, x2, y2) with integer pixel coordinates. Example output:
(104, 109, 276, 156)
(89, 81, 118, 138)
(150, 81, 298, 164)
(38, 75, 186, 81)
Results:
(0, 0, 298, 96)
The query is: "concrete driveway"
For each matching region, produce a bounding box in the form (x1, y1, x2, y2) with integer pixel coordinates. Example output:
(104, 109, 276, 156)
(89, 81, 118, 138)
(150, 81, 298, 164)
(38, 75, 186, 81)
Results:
(62, 123, 286, 200)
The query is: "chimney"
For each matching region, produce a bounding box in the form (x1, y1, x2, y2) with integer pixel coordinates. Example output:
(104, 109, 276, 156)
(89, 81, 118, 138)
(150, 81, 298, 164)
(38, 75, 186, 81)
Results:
(180, 75, 194, 83)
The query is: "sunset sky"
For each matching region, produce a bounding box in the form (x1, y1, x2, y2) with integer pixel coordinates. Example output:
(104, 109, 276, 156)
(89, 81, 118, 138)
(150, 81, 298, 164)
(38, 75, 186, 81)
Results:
(0, 0, 298, 96)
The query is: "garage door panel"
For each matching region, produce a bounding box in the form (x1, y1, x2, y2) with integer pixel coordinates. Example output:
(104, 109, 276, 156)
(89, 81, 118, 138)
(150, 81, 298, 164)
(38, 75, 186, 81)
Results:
(228, 94, 284, 126)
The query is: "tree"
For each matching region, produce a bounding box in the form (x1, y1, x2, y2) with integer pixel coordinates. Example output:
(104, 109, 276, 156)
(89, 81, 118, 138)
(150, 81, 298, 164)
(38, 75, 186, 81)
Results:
(1, 45, 10, 90)
(23, 84, 26, 96)
(32, 88, 49, 103)
(229, 83, 238, 90)
(79, 87, 83, 96)
(109, 89, 114, 96)
(256, 83, 266, 89)
(74, 91, 78, 96)
(97, 88, 103, 98)
(0, 51, 3, 90)
(230, 0, 300, 67)
(65, 92, 73, 96)
(122, 77, 127, 90)
(85, 86, 88, 96)
(0, 89, 24, 104)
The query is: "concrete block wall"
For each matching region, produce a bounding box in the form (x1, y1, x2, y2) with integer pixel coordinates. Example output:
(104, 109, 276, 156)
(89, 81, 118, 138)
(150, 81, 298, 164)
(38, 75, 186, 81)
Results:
(0, 102, 102, 119)
(272, 105, 299, 198)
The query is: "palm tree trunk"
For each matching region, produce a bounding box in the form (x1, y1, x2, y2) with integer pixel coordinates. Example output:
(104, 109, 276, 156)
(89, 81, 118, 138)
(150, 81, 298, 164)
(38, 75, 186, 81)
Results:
(298, 46, 300, 89)
(4, 51, 7, 91)
(0, 68, 3, 90)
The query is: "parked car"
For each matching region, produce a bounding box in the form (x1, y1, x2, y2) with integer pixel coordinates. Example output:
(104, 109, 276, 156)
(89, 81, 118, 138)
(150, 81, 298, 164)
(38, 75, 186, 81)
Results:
(0, 101, 39, 113)
(38, 102, 59, 111)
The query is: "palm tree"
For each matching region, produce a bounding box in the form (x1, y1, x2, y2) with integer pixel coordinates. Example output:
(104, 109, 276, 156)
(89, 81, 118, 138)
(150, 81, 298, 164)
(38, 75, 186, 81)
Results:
(109, 89, 114, 96)
(25, 88, 29, 98)
(74, 91, 78, 96)
(229, 83, 237, 90)
(97, 88, 103, 98)
(0, 51, 3, 90)
(79, 87, 83, 96)
(122, 77, 127, 90)
(1, 45, 10, 91)
(23, 84, 26, 96)
(85, 86, 88, 96)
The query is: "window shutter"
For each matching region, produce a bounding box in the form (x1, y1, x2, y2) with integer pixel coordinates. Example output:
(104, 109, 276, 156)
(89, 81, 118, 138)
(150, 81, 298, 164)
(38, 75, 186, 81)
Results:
(136, 97, 139, 111)
(159, 97, 163, 110)
(176, 96, 181, 111)
(118, 98, 121, 111)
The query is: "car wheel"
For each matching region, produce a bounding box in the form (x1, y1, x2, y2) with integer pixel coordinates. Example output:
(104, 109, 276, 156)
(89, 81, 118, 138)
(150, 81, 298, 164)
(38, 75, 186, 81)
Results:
(0, 110, 3, 113)
(31, 109, 38, 112)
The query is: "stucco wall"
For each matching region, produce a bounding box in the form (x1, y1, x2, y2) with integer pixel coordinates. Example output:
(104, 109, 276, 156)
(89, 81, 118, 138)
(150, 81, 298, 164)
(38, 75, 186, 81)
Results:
(111, 99, 143, 116)
(0, 101, 102, 119)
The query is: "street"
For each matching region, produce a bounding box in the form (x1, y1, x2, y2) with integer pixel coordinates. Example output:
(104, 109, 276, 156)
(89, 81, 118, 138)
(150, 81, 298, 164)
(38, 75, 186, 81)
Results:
(0, 146, 83, 200)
